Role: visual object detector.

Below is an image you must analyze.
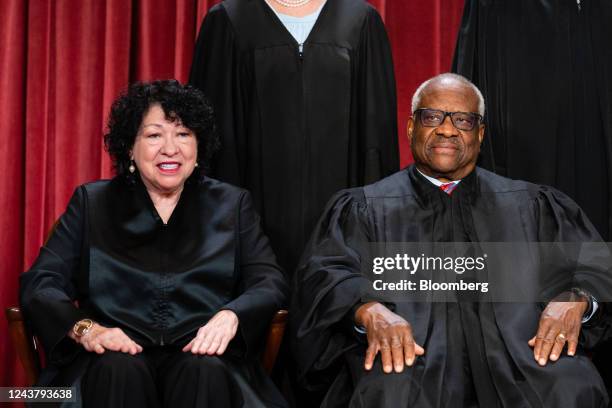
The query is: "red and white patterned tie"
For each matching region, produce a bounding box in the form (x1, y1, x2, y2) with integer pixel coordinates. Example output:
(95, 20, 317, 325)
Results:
(439, 182, 458, 195)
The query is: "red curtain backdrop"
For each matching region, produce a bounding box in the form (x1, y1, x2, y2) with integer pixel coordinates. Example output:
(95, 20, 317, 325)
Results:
(0, 0, 463, 389)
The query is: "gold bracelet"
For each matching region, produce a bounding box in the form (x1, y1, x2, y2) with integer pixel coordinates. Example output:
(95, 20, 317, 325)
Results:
(73, 319, 94, 338)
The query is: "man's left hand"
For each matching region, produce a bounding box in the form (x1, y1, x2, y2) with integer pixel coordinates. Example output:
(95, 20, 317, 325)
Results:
(528, 292, 588, 366)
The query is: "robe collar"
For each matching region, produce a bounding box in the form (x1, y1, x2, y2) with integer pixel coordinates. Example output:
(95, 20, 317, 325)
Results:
(408, 165, 479, 203)
(119, 174, 199, 227)
(229, 0, 333, 49)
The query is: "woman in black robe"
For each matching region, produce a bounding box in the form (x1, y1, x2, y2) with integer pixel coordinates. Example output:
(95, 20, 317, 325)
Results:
(189, 0, 399, 274)
(20, 80, 288, 407)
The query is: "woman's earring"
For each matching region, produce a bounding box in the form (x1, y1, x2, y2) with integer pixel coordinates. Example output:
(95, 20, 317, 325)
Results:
(194, 162, 199, 168)
(129, 160, 136, 173)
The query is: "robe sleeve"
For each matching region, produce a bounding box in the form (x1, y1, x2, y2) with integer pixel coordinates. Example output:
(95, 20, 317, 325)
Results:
(534, 187, 612, 347)
(290, 189, 379, 392)
(356, 7, 399, 184)
(189, 5, 244, 185)
(19, 187, 90, 365)
(222, 191, 288, 356)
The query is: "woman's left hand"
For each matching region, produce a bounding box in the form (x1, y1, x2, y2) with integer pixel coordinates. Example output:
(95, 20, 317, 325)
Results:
(182, 310, 239, 355)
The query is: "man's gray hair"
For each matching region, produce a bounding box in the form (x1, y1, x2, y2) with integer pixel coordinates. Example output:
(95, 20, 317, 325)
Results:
(411, 73, 485, 117)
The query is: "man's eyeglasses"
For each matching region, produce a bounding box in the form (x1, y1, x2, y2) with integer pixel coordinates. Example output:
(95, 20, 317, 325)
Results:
(414, 109, 482, 131)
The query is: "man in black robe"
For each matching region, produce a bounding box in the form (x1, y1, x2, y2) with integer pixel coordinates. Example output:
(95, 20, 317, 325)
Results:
(291, 73, 612, 407)
(189, 0, 399, 274)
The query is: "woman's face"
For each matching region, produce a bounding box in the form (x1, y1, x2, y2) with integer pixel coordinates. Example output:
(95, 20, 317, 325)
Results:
(131, 104, 197, 195)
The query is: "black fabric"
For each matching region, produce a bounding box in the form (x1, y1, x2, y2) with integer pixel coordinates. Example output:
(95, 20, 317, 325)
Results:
(81, 349, 250, 408)
(20, 176, 288, 407)
(451, 0, 612, 241)
(189, 0, 399, 273)
(291, 165, 612, 407)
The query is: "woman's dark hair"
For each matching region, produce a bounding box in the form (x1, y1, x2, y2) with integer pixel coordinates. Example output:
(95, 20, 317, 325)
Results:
(104, 79, 219, 182)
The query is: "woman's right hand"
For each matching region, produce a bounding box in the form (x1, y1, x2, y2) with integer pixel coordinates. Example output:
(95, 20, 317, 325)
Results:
(69, 324, 143, 355)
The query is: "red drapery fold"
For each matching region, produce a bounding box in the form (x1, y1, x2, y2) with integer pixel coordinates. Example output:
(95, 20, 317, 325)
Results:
(0, 0, 463, 389)
(1, 0, 28, 390)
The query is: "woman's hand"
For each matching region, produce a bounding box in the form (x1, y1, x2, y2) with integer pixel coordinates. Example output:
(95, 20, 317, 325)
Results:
(69, 324, 143, 355)
(182, 310, 239, 355)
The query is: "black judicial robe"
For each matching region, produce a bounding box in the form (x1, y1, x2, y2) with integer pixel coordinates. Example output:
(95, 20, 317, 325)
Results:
(20, 176, 288, 407)
(452, 0, 612, 241)
(189, 0, 399, 273)
(292, 166, 612, 407)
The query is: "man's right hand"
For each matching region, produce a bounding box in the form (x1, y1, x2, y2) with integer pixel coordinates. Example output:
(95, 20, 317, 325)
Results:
(354, 302, 425, 374)
(68, 324, 143, 355)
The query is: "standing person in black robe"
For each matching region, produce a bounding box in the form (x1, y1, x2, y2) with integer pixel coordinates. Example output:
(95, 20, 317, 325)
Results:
(451, 0, 612, 242)
(291, 73, 612, 407)
(189, 0, 399, 274)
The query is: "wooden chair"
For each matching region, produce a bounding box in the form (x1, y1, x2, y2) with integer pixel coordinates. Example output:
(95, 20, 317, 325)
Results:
(6, 306, 288, 385)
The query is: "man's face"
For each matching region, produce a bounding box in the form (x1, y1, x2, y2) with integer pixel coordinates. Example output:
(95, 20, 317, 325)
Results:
(407, 82, 485, 181)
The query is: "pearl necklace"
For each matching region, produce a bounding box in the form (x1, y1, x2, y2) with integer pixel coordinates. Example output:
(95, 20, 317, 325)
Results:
(272, 0, 313, 8)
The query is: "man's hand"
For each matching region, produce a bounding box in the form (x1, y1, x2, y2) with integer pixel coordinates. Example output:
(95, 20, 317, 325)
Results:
(355, 302, 425, 374)
(69, 324, 143, 355)
(528, 292, 589, 366)
(182, 310, 239, 355)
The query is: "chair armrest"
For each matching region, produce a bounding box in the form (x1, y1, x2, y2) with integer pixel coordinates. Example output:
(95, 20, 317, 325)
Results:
(8, 305, 288, 381)
(5, 306, 40, 385)
(261, 310, 288, 374)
